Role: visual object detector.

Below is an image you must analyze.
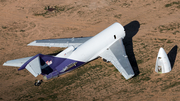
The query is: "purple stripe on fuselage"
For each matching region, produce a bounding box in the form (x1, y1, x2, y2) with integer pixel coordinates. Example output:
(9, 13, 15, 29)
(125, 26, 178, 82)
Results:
(40, 54, 66, 71)
(18, 54, 40, 71)
(18, 53, 85, 80)
(55, 59, 83, 71)
(45, 60, 85, 80)
(18, 54, 66, 71)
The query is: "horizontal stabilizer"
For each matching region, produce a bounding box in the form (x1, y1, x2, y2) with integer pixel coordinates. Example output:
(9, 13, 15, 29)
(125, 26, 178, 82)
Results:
(3, 57, 33, 67)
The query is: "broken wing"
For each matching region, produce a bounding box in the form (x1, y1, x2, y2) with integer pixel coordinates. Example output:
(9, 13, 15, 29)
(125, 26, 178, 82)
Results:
(99, 39, 134, 80)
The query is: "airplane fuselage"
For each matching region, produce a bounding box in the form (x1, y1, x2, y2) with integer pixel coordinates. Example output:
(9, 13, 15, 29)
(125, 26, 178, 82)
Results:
(44, 22, 126, 80)
(57, 22, 125, 62)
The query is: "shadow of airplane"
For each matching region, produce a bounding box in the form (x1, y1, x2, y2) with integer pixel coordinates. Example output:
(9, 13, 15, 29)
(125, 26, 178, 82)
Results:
(123, 21, 140, 77)
(167, 45, 178, 69)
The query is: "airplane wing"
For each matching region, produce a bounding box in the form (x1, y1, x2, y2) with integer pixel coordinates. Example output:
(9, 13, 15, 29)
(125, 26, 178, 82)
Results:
(3, 56, 33, 67)
(3, 37, 92, 67)
(99, 39, 134, 80)
(28, 37, 92, 48)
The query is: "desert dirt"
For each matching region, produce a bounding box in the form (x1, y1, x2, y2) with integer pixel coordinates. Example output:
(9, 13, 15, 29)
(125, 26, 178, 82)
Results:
(1, 0, 180, 101)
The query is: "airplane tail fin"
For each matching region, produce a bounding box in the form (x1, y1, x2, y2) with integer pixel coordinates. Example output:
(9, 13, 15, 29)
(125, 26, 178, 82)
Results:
(18, 54, 66, 77)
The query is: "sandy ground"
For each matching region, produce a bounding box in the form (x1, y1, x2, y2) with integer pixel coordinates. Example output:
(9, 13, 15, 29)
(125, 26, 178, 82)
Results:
(1, 0, 180, 101)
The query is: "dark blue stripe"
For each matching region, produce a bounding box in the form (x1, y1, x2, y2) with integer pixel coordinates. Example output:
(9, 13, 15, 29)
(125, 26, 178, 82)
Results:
(18, 54, 66, 71)
(18, 53, 85, 80)
(45, 60, 85, 80)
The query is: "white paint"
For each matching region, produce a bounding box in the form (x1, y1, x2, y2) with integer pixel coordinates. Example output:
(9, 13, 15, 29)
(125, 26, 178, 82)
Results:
(25, 56, 41, 77)
(155, 47, 171, 73)
(62, 22, 125, 62)
(3, 22, 134, 80)
(56, 45, 75, 58)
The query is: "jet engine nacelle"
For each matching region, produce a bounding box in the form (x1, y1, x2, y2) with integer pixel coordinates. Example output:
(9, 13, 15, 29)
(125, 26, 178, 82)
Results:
(56, 46, 75, 58)
(43, 71, 59, 80)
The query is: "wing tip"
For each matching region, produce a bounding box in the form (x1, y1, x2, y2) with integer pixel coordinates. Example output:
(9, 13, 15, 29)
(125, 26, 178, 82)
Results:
(2, 62, 18, 67)
(27, 41, 37, 46)
(124, 73, 135, 80)
(3, 62, 8, 66)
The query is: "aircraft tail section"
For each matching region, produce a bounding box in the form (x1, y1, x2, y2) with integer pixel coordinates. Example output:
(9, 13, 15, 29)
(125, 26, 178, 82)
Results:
(19, 54, 66, 77)
(22, 56, 41, 77)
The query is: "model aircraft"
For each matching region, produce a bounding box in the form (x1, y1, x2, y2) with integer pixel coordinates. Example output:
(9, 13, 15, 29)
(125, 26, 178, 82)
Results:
(3, 22, 135, 80)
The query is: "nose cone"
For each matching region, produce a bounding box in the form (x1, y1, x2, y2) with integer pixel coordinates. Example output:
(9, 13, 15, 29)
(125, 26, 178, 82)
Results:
(158, 47, 166, 56)
(155, 47, 171, 73)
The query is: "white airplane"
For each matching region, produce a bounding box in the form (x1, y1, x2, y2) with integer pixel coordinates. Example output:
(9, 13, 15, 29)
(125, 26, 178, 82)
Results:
(3, 22, 135, 80)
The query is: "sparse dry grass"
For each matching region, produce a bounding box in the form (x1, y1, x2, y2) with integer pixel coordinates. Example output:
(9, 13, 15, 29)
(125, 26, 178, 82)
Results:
(1, 0, 180, 101)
